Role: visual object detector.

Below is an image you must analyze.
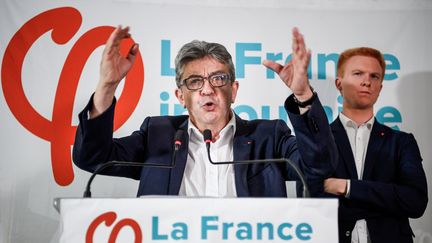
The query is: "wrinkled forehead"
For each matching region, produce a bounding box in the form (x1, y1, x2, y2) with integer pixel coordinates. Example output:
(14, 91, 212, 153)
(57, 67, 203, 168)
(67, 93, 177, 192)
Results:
(182, 56, 230, 77)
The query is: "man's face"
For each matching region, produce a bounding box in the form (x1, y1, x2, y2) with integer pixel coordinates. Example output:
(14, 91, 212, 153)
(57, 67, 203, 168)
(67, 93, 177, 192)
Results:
(336, 55, 383, 111)
(175, 56, 239, 130)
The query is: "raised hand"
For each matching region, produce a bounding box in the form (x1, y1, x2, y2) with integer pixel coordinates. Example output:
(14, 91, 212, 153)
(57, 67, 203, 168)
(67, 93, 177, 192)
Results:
(99, 26, 138, 86)
(263, 27, 313, 101)
(91, 26, 139, 118)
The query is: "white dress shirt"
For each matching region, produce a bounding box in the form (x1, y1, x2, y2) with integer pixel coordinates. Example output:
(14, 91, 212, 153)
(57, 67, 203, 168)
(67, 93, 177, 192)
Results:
(339, 113, 374, 243)
(178, 112, 237, 197)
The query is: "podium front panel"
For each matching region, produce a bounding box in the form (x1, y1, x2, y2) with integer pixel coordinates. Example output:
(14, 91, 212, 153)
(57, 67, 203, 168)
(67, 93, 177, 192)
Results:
(58, 197, 338, 243)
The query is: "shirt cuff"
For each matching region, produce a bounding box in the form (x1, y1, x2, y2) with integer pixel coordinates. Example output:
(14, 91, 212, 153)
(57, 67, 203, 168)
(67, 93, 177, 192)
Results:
(345, 179, 351, 198)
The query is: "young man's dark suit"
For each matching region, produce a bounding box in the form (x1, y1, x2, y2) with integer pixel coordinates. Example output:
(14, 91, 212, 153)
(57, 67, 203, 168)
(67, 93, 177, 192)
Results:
(73, 94, 336, 197)
(330, 117, 428, 243)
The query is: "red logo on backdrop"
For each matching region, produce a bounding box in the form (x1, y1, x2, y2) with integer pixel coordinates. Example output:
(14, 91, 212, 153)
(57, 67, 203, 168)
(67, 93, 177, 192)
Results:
(1, 7, 144, 186)
(86, 212, 142, 243)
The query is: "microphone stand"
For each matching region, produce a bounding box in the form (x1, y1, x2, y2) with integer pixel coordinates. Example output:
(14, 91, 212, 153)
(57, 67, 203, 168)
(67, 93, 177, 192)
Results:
(203, 129, 310, 198)
(83, 130, 184, 198)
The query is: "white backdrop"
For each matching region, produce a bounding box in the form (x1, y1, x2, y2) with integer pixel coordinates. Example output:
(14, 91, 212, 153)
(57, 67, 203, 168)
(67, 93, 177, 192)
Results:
(1, 0, 431, 242)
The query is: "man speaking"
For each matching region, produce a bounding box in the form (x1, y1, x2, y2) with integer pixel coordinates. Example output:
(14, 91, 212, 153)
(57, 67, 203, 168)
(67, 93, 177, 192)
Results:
(73, 26, 336, 197)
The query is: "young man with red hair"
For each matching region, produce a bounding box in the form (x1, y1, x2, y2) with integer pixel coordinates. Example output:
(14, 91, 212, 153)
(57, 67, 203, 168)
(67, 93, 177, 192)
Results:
(323, 47, 428, 243)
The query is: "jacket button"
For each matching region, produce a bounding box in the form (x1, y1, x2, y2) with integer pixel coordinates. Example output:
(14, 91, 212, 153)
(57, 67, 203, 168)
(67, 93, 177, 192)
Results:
(345, 231, 350, 237)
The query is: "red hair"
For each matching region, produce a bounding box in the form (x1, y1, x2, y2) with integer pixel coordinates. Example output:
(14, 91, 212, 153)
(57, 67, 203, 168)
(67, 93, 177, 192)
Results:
(337, 47, 385, 80)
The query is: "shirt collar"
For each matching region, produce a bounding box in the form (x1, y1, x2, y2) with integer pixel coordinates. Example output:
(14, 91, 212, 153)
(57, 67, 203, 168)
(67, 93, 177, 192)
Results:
(339, 112, 374, 130)
(187, 110, 237, 140)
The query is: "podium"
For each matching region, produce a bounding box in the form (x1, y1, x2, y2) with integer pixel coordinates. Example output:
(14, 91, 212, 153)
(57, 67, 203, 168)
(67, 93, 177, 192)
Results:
(55, 197, 338, 243)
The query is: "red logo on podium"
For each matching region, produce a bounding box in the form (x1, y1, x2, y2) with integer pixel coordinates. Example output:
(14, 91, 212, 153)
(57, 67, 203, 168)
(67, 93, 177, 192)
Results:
(86, 212, 142, 243)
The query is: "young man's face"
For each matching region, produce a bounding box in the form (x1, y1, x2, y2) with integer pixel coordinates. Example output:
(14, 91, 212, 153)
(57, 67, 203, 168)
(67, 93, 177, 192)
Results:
(175, 56, 239, 131)
(336, 55, 383, 111)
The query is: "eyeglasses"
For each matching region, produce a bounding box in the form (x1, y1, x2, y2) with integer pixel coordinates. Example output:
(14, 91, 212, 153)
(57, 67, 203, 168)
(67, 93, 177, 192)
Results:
(181, 73, 231, 91)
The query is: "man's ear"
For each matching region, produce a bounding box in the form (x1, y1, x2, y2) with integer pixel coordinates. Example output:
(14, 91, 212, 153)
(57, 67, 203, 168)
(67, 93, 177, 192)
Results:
(231, 81, 239, 103)
(335, 77, 342, 92)
(175, 88, 185, 107)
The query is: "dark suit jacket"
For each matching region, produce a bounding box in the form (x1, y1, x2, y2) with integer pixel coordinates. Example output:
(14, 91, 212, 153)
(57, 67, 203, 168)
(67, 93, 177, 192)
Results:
(73, 94, 336, 197)
(330, 117, 428, 243)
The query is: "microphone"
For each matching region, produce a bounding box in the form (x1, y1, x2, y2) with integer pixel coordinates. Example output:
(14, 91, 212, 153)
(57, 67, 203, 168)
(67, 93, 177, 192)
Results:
(203, 129, 310, 198)
(83, 130, 184, 198)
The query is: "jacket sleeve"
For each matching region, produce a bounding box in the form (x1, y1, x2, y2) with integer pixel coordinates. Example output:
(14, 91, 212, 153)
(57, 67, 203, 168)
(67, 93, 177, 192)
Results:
(348, 133, 428, 219)
(72, 95, 149, 180)
(283, 94, 338, 194)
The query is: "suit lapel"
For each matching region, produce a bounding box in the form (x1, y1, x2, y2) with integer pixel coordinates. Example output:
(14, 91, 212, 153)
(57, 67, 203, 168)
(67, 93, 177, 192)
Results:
(233, 116, 253, 197)
(332, 118, 359, 179)
(168, 120, 189, 195)
(362, 120, 386, 180)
